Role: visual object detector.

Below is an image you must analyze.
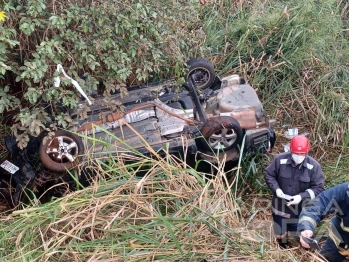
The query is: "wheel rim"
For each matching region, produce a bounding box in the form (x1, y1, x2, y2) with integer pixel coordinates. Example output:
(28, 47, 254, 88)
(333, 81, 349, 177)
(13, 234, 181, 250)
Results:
(45, 136, 79, 163)
(208, 128, 237, 150)
(188, 67, 212, 89)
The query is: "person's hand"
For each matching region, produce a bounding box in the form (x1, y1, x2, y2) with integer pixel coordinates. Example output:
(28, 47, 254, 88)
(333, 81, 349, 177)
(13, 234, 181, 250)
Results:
(287, 195, 302, 206)
(300, 230, 313, 248)
(338, 246, 349, 261)
(338, 247, 349, 262)
(276, 188, 284, 198)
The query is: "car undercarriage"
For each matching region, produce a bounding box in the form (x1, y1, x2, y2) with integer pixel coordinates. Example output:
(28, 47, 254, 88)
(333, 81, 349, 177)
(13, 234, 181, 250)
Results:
(0, 58, 276, 207)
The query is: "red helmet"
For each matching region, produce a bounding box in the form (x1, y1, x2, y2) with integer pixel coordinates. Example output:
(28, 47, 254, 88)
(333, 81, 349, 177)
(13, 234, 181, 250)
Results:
(290, 135, 310, 153)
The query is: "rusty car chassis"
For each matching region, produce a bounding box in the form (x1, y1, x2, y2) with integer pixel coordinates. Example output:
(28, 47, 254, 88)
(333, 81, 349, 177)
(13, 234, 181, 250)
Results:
(0, 58, 276, 206)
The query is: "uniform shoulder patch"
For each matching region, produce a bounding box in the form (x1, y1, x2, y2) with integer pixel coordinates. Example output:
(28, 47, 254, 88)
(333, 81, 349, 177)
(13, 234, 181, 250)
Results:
(306, 163, 314, 170)
(280, 159, 287, 164)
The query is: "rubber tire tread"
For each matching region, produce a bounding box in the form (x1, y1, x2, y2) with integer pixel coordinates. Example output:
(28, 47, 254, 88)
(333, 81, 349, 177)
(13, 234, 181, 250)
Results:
(185, 58, 215, 90)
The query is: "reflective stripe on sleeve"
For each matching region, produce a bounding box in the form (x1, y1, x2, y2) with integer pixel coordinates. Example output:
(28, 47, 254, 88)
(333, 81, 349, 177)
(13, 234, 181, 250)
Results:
(272, 206, 290, 218)
(340, 217, 349, 232)
(329, 227, 342, 247)
(306, 189, 315, 199)
(298, 216, 317, 228)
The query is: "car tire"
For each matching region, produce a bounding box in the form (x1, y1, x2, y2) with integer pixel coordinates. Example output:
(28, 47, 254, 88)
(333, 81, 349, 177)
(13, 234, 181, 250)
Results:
(39, 130, 84, 173)
(199, 116, 243, 153)
(185, 58, 216, 90)
(268, 128, 276, 152)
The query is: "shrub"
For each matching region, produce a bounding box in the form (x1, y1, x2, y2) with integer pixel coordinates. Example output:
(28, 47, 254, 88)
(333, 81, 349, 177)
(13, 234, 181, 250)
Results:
(0, 0, 206, 148)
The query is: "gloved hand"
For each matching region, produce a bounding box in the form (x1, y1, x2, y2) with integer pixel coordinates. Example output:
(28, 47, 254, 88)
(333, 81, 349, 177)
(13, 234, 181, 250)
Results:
(287, 195, 302, 206)
(276, 188, 284, 198)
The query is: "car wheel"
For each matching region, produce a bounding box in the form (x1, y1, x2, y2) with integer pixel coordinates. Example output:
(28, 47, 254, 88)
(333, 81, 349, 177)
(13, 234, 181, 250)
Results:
(200, 116, 243, 152)
(39, 130, 84, 173)
(268, 128, 276, 152)
(185, 58, 216, 90)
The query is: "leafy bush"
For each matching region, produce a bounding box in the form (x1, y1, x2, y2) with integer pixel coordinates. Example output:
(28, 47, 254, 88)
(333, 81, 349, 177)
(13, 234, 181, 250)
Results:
(0, 0, 205, 147)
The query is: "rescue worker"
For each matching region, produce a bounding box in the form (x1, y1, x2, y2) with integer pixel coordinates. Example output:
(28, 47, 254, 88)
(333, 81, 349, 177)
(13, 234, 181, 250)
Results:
(297, 182, 349, 262)
(264, 135, 325, 246)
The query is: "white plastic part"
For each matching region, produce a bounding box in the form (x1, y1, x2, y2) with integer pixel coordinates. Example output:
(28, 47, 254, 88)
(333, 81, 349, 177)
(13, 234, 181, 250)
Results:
(0, 160, 19, 174)
(283, 143, 290, 152)
(54, 64, 93, 105)
(288, 128, 298, 136)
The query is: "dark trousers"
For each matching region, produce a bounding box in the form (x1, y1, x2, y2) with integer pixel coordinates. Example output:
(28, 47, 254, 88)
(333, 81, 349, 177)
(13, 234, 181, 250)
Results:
(273, 213, 298, 235)
(320, 237, 346, 262)
(272, 213, 299, 241)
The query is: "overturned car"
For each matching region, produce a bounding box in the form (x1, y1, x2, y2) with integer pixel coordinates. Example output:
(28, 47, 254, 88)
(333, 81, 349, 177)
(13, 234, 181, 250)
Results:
(1, 58, 276, 206)
(39, 58, 276, 173)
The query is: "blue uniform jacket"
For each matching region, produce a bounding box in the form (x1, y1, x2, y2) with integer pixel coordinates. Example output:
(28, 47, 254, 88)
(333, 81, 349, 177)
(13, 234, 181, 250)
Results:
(264, 152, 325, 218)
(297, 182, 349, 245)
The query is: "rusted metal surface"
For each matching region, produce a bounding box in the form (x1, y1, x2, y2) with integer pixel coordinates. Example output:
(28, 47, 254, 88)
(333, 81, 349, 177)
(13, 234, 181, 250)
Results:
(220, 110, 257, 129)
(77, 101, 200, 132)
(200, 116, 239, 136)
(77, 111, 125, 132)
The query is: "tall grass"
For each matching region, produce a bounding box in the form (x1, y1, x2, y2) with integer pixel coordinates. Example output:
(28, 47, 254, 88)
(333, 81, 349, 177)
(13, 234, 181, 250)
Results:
(200, 0, 349, 165)
(0, 148, 318, 261)
(1, 0, 349, 261)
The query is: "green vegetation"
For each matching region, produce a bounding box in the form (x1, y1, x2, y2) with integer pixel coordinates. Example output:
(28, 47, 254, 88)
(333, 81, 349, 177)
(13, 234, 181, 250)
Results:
(0, 151, 312, 261)
(202, 0, 349, 158)
(0, 0, 205, 147)
(1, 0, 349, 261)
(199, 0, 349, 184)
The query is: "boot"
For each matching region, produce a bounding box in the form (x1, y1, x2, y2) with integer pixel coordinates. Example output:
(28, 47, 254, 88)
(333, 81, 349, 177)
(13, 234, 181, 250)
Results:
(276, 235, 288, 249)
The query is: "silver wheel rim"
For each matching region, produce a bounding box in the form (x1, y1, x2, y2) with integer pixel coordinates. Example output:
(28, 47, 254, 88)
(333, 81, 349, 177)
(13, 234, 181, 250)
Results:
(208, 128, 237, 150)
(46, 136, 78, 163)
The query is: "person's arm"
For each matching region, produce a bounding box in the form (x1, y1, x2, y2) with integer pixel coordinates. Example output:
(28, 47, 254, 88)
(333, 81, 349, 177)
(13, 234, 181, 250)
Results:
(297, 183, 349, 246)
(264, 156, 281, 193)
(299, 161, 325, 200)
